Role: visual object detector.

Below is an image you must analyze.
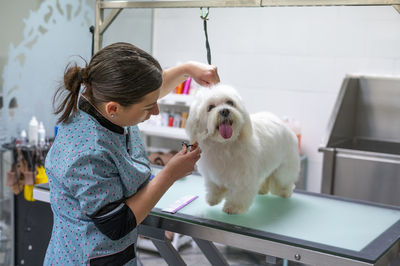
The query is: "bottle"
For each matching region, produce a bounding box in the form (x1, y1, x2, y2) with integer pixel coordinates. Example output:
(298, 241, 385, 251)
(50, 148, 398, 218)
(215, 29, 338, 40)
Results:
(173, 113, 181, 128)
(180, 112, 188, 128)
(161, 111, 169, 127)
(168, 115, 174, 127)
(176, 82, 184, 94)
(182, 77, 192, 94)
(38, 122, 46, 146)
(20, 129, 27, 145)
(28, 116, 38, 146)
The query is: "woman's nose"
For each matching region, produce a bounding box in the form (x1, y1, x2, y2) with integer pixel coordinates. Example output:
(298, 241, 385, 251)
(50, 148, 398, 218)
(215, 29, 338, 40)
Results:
(151, 103, 160, 115)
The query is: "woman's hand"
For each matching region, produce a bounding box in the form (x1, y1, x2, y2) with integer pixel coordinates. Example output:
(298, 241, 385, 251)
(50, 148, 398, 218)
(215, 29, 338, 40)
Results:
(185, 61, 220, 87)
(126, 143, 201, 225)
(159, 61, 220, 98)
(161, 143, 201, 182)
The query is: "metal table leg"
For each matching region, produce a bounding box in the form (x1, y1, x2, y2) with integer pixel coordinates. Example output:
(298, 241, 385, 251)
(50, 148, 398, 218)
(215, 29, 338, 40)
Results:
(139, 224, 186, 266)
(151, 238, 186, 266)
(192, 237, 229, 266)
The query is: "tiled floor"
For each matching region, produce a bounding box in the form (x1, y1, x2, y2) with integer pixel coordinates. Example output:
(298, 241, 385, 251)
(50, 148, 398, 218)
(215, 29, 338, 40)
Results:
(137, 236, 296, 266)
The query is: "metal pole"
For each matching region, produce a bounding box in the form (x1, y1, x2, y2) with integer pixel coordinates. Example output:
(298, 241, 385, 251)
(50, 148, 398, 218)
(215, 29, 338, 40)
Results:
(94, 0, 104, 53)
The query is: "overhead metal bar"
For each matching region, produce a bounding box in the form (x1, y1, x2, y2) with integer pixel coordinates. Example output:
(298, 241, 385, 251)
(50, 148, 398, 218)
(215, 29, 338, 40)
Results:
(94, 0, 400, 52)
(100, 0, 262, 9)
(100, 0, 400, 9)
(261, 0, 400, 6)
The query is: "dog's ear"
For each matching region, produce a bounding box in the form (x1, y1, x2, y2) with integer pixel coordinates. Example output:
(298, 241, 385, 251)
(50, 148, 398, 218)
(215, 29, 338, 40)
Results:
(185, 105, 200, 143)
(185, 88, 209, 143)
(185, 93, 207, 143)
(233, 93, 253, 140)
(240, 111, 253, 140)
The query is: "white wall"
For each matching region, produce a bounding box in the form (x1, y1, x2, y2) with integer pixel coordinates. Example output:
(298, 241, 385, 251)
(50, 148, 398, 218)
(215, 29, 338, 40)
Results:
(1, 0, 153, 140)
(152, 6, 400, 192)
(102, 8, 153, 53)
(0, 0, 44, 143)
(2, 0, 94, 139)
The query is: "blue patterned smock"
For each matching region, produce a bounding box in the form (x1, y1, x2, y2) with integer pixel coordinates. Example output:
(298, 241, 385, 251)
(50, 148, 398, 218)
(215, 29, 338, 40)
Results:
(44, 96, 151, 265)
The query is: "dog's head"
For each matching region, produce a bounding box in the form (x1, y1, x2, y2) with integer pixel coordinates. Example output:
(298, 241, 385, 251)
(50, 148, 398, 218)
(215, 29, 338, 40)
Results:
(186, 84, 252, 143)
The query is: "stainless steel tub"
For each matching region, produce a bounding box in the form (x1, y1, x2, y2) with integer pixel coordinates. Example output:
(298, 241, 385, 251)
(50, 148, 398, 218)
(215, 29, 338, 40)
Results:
(319, 75, 400, 206)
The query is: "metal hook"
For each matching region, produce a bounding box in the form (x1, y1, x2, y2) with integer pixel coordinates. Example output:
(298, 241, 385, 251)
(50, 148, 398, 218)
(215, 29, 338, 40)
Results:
(200, 7, 210, 20)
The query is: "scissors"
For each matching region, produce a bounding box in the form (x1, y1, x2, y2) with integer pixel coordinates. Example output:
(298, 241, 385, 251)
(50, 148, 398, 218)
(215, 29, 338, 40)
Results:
(182, 141, 198, 150)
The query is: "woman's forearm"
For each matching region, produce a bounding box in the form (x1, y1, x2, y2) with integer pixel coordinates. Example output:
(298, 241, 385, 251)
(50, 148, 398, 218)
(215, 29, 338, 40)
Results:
(126, 145, 200, 225)
(125, 170, 174, 225)
(159, 63, 191, 98)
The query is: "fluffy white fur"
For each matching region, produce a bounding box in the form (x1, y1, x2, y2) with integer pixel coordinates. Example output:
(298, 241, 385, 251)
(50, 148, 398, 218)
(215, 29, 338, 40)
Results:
(185, 84, 300, 214)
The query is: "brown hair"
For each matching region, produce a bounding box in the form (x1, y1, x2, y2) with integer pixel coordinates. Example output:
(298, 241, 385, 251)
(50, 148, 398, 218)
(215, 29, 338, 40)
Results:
(53, 42, 163, 124)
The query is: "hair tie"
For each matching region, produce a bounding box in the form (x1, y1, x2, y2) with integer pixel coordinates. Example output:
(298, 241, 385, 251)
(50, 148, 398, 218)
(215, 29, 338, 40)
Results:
(78, 68, 85, 84)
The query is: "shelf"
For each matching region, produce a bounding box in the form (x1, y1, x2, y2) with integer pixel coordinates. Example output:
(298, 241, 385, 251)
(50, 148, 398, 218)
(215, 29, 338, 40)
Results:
(139, 124, 189, 141)
(159, 93, 193, 106)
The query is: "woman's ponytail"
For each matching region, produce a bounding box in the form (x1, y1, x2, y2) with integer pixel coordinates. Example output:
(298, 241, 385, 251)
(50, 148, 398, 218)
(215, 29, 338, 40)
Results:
(53, 63, 87, 124)
(53, 42, 163, 124)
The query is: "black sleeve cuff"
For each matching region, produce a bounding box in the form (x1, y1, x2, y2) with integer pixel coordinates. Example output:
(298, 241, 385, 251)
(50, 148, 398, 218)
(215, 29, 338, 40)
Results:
(88, 201, 137, 240)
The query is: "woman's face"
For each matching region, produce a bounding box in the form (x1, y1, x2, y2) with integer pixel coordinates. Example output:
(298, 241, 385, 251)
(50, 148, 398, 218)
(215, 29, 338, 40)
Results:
(118, 88, 160, 126)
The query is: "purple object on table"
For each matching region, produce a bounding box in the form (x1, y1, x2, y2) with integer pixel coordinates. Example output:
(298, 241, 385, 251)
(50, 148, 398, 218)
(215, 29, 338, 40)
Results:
(162, 195, 199, 214)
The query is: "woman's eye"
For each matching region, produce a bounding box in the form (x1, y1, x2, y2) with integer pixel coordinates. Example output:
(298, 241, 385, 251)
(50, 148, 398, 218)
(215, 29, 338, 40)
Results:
(226, 100, 234, 106)
(207, 104, 215, 112)
(145, 105, 156, 111)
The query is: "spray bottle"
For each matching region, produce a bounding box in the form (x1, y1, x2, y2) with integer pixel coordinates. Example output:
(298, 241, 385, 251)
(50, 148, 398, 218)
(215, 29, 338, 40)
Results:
(28, 116, 38, 146)
(38, 121, 46, 146)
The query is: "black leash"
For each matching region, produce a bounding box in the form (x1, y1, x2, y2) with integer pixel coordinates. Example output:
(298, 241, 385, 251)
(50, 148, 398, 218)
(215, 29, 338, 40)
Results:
(200, 7, 211, 65)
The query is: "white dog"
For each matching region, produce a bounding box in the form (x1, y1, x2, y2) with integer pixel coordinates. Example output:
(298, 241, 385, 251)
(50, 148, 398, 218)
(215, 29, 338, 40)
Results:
(185, 84, 300, 214)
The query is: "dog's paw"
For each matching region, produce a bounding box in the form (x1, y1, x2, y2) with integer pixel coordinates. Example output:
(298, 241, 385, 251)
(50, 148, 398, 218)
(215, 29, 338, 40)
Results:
(205, 186, 226, 206)
(258, 177, 270, 195)
(278, 189, 293, 198)
(271, 184, 294, 198)
(258, 187, 269, 195)
(206, 193, 223, 206)
(222, 202, 249, 214)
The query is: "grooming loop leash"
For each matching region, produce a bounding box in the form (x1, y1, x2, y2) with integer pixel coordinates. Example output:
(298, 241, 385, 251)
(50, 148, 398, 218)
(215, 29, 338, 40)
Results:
(200, 7, 212, 65)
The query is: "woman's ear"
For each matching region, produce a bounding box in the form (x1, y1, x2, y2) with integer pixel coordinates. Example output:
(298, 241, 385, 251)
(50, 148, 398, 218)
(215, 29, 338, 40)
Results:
(104, 101, 119, 117)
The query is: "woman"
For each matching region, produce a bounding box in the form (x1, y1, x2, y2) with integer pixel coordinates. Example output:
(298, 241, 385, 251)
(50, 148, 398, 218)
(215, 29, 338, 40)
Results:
(44, 42, 219, 265)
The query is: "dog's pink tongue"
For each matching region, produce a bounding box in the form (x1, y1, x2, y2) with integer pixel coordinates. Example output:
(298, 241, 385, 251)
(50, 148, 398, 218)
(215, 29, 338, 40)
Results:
(219, 124, 233, 139)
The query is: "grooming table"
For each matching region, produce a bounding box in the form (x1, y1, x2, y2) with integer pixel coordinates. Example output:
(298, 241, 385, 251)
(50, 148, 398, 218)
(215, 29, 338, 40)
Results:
(33, 169, 400, 266)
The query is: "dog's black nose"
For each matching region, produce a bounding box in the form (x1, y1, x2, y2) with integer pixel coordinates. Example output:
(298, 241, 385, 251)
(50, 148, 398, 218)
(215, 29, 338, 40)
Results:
(219, 108, 230, 117)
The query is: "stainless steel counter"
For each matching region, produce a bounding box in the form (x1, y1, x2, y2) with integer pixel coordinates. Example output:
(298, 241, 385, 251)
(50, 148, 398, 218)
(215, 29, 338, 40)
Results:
(320, 75, 400, 206)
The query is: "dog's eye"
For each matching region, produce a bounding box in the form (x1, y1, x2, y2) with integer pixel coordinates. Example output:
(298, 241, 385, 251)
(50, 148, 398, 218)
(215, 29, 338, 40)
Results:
(207, 104, 215, 112)
(226, 100, 234, 106)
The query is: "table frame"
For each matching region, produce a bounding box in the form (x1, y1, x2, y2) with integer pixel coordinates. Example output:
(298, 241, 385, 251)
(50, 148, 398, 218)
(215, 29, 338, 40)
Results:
(33, 183, 400, 266)
(138, 192, 400, 266)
